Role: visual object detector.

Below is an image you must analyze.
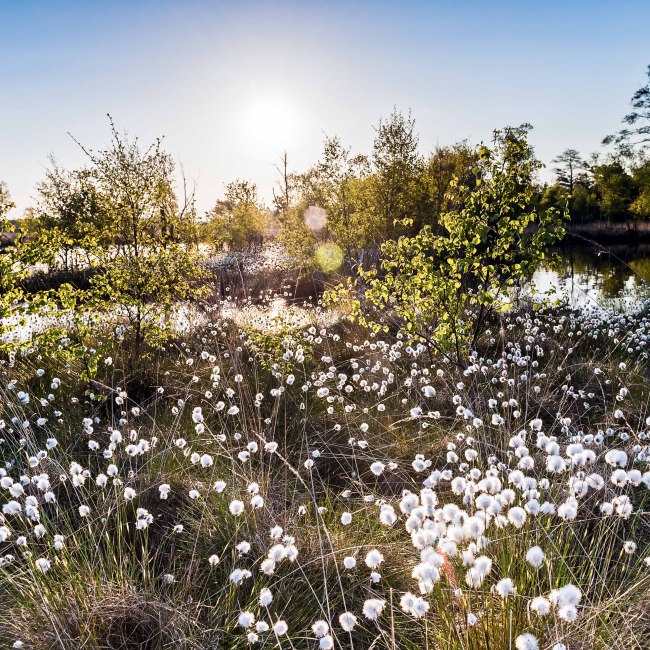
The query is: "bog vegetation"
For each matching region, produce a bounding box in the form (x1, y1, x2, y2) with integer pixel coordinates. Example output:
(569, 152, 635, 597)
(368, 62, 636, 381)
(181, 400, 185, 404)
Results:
(0, 67, 649, 650)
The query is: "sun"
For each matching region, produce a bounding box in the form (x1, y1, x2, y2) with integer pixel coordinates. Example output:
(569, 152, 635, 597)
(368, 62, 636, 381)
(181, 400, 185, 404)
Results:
(237, 94, 303, 153)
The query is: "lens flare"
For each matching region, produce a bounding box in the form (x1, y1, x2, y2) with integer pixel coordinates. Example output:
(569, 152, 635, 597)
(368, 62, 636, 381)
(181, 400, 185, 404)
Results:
(316, 242, 343, 272)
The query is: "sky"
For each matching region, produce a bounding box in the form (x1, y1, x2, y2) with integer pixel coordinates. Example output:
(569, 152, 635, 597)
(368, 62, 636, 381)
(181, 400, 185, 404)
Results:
(1, 0, 649, 216)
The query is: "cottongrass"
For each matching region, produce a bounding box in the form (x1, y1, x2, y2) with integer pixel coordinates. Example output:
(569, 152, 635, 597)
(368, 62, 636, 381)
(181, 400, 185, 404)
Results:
(0, 300, 649, 648)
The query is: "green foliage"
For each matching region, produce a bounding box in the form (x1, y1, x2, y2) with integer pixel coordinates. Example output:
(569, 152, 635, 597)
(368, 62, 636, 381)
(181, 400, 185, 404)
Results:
(342, 125, 566, 360)
(25, 119, 207, 366)
(204, 179, 268, 252)
(568, 182, 600, 222)
(303, 114, 478, 269)
(423, 141, 480, 225)
(544, 151, 650, 224)
(630, 157, 650, 219)
(277, 203, 318, 272)
(551, 148, 594, 220)
(306, 135, 384, 265)
(592, 160, 638, 222)
(0, 182, 17, 296)
(27, 161, 112, 272)
(371, 108, 431, 235)
(272, 154, 319, 271)
(0, 182, 47, 351)
(0, 182, 23, 328)
(540, 183, 568, 211)
(552, 148, 589, 195)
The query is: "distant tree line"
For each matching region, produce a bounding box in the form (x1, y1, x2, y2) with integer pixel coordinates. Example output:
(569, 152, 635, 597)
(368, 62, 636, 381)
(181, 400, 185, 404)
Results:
(543, 65, 650, 224)
(3, 65, 650, 277)
(195, 65, 649, 266)
(541, 148, 650, 224)
(196, 108, 483, 271)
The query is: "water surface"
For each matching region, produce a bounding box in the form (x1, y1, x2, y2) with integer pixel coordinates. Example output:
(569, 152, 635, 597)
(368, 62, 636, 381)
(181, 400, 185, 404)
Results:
(530, 243, 650, 309)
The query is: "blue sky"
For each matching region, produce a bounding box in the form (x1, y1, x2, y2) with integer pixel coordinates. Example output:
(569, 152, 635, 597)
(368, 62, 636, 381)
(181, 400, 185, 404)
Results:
(1, 0, 649, 214)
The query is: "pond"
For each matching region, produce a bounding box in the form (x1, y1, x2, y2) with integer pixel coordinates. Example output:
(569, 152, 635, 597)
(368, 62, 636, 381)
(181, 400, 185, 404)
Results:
(530, 242, 650, 309)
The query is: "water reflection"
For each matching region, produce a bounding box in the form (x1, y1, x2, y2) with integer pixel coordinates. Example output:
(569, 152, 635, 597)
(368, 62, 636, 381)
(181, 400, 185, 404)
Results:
(530, 243, 650, 309)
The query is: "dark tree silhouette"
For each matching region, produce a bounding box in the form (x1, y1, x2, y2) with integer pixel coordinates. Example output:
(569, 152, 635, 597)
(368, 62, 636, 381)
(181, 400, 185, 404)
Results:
(603, 64, 650, 153)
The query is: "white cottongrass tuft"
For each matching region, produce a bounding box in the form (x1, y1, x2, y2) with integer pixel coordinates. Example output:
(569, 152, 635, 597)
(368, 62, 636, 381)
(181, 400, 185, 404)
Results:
(515, 633, 539, 650)
(362, 598, 386, 620)
(525, 545, 545, 568)
(338, 611, 357, 632)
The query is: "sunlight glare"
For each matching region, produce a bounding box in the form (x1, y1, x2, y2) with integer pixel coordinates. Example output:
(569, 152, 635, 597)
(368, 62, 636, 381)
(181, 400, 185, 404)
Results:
(237, 94, 303, 154)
